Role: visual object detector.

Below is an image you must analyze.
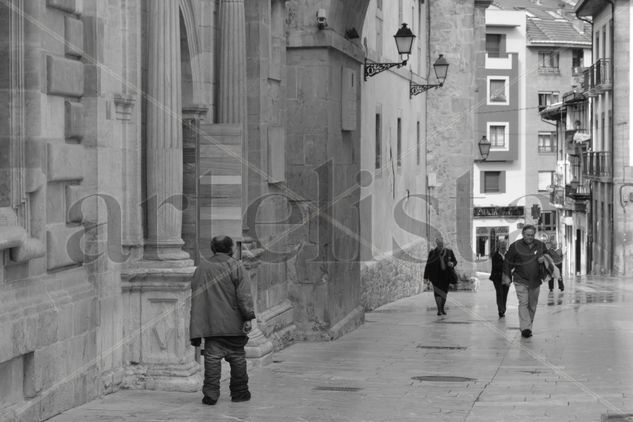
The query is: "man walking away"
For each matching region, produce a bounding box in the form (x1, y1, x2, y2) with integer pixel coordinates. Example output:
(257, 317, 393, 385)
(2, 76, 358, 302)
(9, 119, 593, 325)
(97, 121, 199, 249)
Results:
(189, 235, 256, 405)
(545, 240, 564, 292)
(502, 225, 547, 338)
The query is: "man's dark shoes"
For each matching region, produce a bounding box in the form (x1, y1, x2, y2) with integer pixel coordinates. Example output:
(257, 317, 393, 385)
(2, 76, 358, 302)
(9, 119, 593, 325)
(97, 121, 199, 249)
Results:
(498, 312, 505, 318)
(437, 311, 442, 316)
(231, 391, 251, 402)
(441, 310, 447, 315)
(521, 329, 532, 338)
(202, 396, 217, 405)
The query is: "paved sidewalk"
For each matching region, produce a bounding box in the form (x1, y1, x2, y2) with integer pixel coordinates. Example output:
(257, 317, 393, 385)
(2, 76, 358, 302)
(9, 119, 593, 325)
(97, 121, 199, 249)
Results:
(51, 275, 633, 422)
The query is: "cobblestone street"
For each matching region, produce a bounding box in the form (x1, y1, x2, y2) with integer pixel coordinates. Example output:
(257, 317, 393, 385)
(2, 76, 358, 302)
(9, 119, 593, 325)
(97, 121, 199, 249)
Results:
(51, 275, 633, 422)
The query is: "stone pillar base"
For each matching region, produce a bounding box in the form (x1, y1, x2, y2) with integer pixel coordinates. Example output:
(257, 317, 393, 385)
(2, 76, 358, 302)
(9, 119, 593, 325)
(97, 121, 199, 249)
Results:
(122, 260, 200, 392)
(122, 361, 202, 392)
(245, 328, 274, 367)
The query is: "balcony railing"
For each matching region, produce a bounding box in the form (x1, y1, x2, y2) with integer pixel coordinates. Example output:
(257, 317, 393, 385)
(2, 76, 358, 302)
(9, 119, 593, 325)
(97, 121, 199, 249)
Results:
(582, 58, 612, 94)
(583, 151, 612, 178)
(565, 183, 591, 201)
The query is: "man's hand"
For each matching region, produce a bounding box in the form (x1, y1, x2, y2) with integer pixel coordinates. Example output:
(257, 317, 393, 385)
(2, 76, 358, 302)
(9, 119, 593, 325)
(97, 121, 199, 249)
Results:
(448, 262, 454, 268)
(190, 337, 201, 347)
(501, 274, 511, 286)
(537, 256, 545, 264)
(242, 321, 252, 334)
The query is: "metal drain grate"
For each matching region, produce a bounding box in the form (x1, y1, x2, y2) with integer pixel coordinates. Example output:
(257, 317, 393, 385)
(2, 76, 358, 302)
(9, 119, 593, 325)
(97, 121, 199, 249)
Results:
(411, 376, 475, 382)
(417, 345, 467, 350)
(313, 386, 363, 392)
(602, 415, 633, 421)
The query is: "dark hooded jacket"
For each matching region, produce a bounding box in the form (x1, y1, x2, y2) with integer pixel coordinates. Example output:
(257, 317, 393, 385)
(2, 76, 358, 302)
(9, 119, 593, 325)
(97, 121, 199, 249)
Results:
(189, 253, 255, 339)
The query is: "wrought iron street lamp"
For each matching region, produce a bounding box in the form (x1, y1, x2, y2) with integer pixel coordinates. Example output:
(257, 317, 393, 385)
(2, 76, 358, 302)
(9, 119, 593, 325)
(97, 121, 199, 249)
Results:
(478, 135, 491, 160)
(410, 54, 450, 96)
(364, 23, 416, 81)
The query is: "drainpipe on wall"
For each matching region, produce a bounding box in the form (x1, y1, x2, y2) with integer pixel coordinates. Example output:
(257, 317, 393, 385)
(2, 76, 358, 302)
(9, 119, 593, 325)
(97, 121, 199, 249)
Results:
(607, 0, 616, 275)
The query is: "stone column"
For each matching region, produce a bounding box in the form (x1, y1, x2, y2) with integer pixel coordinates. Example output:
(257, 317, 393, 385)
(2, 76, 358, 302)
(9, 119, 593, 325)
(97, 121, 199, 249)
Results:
(217, 0, 272, 364)
(120, 0, 199, 393)
(218, 0, 248, 217)
(144, 0, 187, 260)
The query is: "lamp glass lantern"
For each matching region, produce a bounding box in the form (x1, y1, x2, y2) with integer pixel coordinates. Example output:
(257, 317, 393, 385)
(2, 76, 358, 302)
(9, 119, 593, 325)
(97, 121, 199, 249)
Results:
(433, 54, 449, 85)
(478, 135, 491, 160)
(393, 23, 415, 61)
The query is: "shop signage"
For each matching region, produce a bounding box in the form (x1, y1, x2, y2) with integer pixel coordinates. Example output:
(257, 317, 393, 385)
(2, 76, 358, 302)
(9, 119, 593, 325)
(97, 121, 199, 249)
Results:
(473, 206, 524, 218)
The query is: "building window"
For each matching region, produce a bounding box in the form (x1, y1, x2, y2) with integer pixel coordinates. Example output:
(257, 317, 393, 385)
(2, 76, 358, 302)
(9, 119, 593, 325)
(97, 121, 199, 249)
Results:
(540, 211, 556, 231)
(482, 171, 504, 193)
(538, 51, 559, 72)
(572, 48, 583, 72)
(488, 77, 508, 104)
(476, 235, 488, 257)
(397, 118, 402, 168)
(486, 34, 505, 58)
(538, 171, 554, 191)
(416, 121, 420, 165)
(538, 132, 555, 153)
(377, 0, 382, 10)
(375, 113, 382, 169)
(538, 91, 559, 111)
(487, 123, 508, 149)
(375, 17, 383, 57)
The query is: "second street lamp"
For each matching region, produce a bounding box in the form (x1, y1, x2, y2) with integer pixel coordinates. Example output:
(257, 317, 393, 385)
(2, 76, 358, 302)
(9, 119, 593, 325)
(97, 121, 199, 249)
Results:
(410, 54, 450, 96)
(478, 135, 492, 161)
(364, 23, 416, 81)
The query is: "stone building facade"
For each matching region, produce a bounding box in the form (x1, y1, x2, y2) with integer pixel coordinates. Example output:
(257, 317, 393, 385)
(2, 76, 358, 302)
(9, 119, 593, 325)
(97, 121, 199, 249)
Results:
(0, 0, 491, 420)
(360, 0, 490, 308)
(0, 0, 377, 420)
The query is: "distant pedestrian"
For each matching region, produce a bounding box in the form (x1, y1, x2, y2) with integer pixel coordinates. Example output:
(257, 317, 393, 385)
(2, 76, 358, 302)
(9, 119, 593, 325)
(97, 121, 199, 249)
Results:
(502, 225, 547, 338)
(489, 240, 509, 318)
(424, 238, 458, 315)
(189, 235, 256, 405)
(545, 240, 564, 292)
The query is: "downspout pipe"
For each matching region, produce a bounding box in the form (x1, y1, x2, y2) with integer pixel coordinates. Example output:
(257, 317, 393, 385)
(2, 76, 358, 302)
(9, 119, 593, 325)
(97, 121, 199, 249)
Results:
(607, 0, 615, 274)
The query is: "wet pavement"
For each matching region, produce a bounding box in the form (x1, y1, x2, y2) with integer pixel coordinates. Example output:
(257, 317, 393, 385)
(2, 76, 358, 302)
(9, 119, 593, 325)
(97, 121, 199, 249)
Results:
(51, 275, 633, 422)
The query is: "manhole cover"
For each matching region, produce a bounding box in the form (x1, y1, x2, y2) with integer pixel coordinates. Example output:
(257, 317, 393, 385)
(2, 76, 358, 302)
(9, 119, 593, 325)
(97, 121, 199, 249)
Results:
(411, 376, 475, 382)
(417, 345, 467, 350)
(436, 321, 472, 324)
(313, 386, 363, 392)
(602, 415, 633, 421)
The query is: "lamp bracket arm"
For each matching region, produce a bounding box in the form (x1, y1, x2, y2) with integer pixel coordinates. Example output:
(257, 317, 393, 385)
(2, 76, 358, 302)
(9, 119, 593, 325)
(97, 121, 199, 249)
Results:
(364, 59, 406, 81)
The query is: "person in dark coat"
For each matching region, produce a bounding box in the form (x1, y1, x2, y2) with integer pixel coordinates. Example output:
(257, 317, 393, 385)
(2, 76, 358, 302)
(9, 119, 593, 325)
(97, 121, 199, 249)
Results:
(545, 240, 564, 292)
(189, 235, 256, 405)
(502, 225, 547, 338)
(424, 238, 458, 315)
(489, 240, 509, 318)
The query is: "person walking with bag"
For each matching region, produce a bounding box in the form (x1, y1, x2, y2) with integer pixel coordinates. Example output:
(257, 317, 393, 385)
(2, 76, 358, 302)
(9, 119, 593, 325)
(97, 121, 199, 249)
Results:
(502, 225, 547, 338)
(424, 237, 458, 315)
(489, 240, 509, 318)
(189, 235, 256, 405)
(545, 240, 564, 292)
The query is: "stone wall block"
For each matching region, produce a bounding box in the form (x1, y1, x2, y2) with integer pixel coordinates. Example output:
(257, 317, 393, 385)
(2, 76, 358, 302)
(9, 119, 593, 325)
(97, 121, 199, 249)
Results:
(46, 223, 84, 270)
(64, 16, 84, 58)
(35, 309, 59, 349)
(65, 184, 96, 224)
(58, 304, 75, 341)
(40, 378, 74, 421)
(46, 0, 77, 14)
(65, 100, 84, 140)
(12, 316, 38, 356)
(46, 55, 84, 97)
(73, 297, 97, 336)
(0, 322, 13, 362)
(47, 142, 84, 182)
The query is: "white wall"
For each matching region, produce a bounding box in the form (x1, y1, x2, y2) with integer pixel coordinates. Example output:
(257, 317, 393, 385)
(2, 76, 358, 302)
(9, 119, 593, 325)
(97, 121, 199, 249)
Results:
(360, 0, 429, 261)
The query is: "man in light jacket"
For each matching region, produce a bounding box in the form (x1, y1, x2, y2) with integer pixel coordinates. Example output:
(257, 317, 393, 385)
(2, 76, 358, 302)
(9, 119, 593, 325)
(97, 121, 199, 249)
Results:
(189, 235, 256, 405)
